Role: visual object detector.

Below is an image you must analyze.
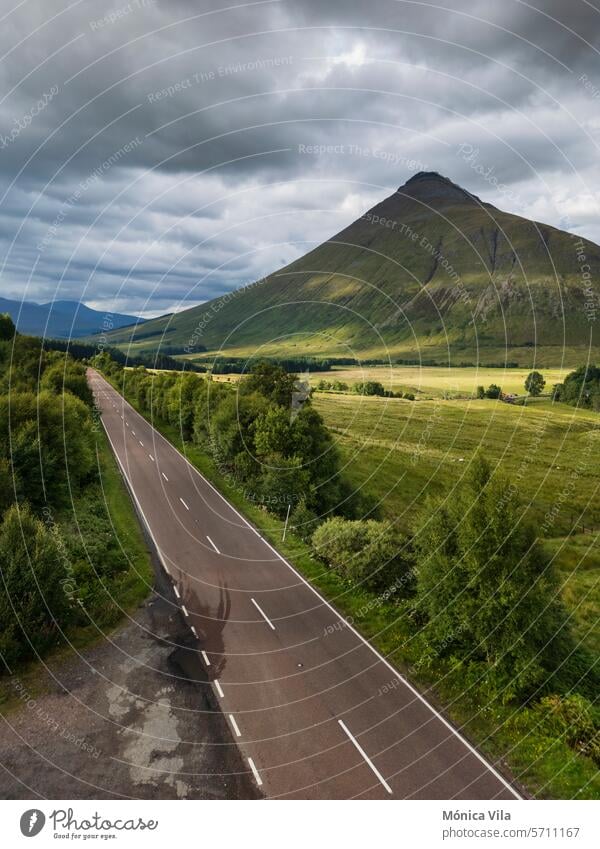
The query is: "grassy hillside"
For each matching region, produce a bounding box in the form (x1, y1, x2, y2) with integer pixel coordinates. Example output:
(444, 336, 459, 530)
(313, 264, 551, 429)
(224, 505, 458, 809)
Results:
(101, 172, 600, 365)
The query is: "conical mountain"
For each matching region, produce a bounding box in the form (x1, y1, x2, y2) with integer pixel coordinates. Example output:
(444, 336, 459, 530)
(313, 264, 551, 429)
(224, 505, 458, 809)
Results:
(102, 172, 600, 364)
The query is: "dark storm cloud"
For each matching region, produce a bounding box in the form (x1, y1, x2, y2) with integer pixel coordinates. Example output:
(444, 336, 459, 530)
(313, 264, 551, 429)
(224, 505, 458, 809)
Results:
(0, 0, 599, 314)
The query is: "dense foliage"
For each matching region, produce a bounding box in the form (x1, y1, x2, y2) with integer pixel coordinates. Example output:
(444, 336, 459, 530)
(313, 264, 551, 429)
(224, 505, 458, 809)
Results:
(553, 365, 600, 410)
(312, 517, 412, 593)
(0, 318, 146, 671)
(411, 457, 596, 702)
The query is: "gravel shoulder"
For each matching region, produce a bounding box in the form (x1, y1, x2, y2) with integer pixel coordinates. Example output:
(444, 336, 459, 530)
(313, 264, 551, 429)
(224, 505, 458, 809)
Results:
(0, 556, 260, 800)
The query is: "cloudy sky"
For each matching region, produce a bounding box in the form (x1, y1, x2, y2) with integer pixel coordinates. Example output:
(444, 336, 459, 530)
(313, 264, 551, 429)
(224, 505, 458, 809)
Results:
(1, 0, 599, 317)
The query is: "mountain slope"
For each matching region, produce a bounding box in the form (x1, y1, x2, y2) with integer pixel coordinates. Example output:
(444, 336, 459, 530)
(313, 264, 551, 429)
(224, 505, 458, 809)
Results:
(102, 172, 600, 364)
(0, 297, 144, 339)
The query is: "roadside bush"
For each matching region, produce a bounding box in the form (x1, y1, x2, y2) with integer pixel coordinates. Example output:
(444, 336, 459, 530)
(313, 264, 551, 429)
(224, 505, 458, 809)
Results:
(0, 504, 71, 669)
(536, 695, 600, 765)
(312, 517, 412, 593)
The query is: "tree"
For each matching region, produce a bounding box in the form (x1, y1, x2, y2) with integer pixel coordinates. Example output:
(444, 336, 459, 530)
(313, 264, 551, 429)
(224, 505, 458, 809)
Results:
(0, 313, 15, 341)
(412, 456, 572, 700)
(243, 361, 297, 407)
(525, 370, 546, 397)
(476, 385, 485, 399)
(485, 383, 502, 399)
(0, 504, 70, 668)
(41, 360, 93, 405)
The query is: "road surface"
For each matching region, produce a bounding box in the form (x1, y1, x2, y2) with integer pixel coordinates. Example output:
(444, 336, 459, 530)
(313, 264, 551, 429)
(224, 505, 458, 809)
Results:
(89, 369, 522, 800)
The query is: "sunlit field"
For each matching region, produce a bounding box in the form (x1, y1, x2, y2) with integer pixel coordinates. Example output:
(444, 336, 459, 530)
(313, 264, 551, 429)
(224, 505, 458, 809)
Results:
(311, 365, 571, 397)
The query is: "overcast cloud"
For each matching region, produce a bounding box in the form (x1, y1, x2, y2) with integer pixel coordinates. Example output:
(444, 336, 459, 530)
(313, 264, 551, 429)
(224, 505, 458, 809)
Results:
(1, 0, 599, 316)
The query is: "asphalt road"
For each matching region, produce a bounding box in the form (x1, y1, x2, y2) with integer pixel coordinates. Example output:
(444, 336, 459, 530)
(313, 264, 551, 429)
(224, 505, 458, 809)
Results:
(89, 369, 522, 800)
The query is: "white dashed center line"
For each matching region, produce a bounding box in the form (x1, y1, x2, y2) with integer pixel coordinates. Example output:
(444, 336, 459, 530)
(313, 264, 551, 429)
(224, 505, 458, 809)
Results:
(161, 472, 169, 482)
(206, 535, 220, 554)
(181, 604, 189, 617)
(139, 441, 144, 447)
(229, 715, 242, 737)
(149, 454, 155, 462)
(173, 586, 180, 599)
(201, 650, 211, 667)
(250, 597, 276, 631)
(214, 680, 224, 698)
(179, 497, 189, 511)
(248, 758, 263, 787)
(338, 719, 392, 794)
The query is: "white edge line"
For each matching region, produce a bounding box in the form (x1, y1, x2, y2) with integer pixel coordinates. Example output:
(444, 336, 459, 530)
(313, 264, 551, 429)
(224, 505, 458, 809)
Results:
(97, 414, 173, 588)
(229, 714, 242, 737)
(206, 534, 220, 554)
(250, 597, 276, 630)
(214, 679, 224, 698)
(338, 719, 392, 794)
(201, 650, 211, 666)
(94, 371, 522, 800)
(248, 757, 263, 786)
(179, 497, 189, 510)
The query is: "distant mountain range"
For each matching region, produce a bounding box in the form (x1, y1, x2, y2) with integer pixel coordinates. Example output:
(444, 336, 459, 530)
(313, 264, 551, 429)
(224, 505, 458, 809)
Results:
(0, 297, 144, 339)
(91, 171, 600, 364)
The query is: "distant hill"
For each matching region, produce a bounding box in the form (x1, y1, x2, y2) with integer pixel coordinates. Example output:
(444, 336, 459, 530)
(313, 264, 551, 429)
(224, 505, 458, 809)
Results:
(100, 172, 600, 365)
(0, 298, 144, 339)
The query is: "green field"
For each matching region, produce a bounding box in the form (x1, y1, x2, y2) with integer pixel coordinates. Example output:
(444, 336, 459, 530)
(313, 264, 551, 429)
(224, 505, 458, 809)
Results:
(313, 365, 571, 397)
(314, 392, 600, 655)
(314, 393, 600, 531)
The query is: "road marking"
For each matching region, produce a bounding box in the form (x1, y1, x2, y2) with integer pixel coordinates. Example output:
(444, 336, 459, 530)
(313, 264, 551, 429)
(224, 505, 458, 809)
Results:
(173, 586, 180, 599)
(132, 431, 136, 436)
(149, 454, 155, 462)
(248, 757, 263, 787)
(179, 497, 189, 511)
(206, 535, 220, 554)
(139, 441, 144, 447)
(191, 626, 198, 637)
(229, 714, 242, 737)
(93, 371, 522, 800)
(338, 719, 393, 795)
(201, 650, 210, 666)
(250, 597, 276, 630)
(214, 680, 224, 698)
(162, 472, 169, 482)
(182, 604, 189, 617)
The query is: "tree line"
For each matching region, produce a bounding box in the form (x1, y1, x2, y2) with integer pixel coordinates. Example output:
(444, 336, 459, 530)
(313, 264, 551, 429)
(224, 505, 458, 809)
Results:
(0, 316, 146, 672)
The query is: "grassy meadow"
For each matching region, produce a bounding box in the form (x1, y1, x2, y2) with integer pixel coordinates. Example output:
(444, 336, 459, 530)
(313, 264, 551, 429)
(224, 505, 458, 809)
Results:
(313, 365, 571, 397)
(313, 391, 600, 655)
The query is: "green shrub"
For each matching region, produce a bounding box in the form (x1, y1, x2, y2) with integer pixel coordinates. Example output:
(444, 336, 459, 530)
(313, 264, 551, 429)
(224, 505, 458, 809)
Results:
(312, 516, 412, 593)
